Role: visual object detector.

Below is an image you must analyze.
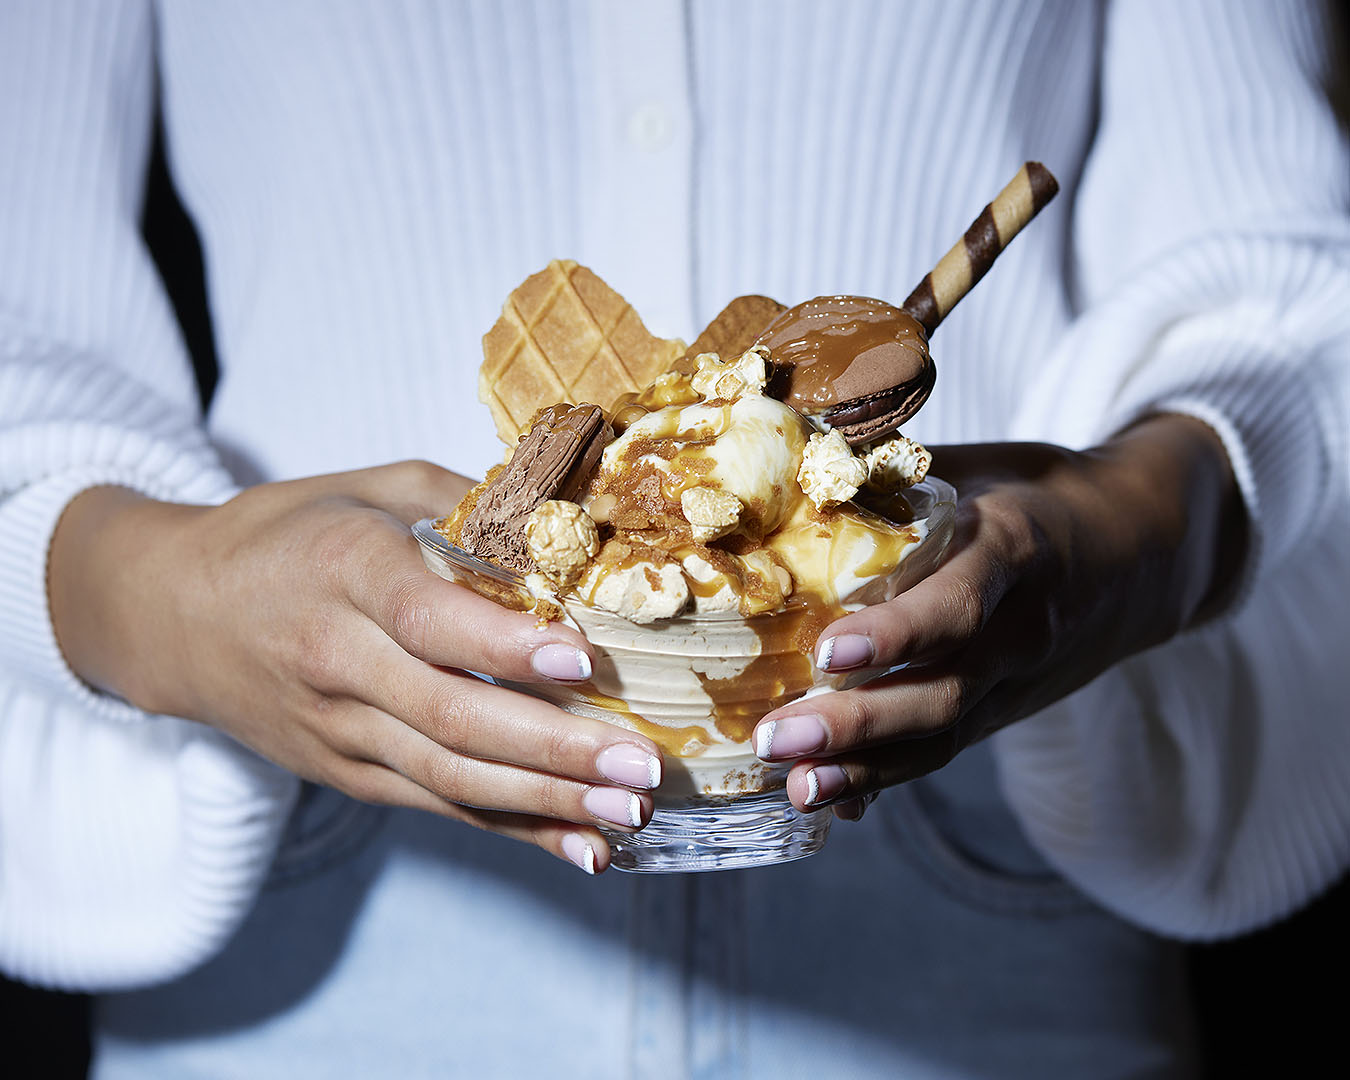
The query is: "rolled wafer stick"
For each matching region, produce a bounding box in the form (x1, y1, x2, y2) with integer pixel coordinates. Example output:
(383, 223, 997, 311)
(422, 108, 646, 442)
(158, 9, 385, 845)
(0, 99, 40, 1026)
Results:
(902, 161, 1058, 335)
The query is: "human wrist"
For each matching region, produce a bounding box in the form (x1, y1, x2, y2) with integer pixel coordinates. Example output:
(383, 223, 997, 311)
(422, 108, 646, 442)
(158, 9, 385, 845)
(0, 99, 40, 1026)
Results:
(1094, 412, 1248, 633)
(49, 485, 209, 712)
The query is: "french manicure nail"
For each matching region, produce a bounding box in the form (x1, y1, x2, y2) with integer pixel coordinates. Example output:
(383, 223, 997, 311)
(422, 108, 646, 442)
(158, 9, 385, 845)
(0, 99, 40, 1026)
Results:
(816, 633, 873, 671)
(596, 744, 662, 789)
(753, 713, 827, 760)
(561, 832, 596, 874)
(583, 787, 643, 829)
(804, 764, 848, 807)
(531, 643, 592, 681)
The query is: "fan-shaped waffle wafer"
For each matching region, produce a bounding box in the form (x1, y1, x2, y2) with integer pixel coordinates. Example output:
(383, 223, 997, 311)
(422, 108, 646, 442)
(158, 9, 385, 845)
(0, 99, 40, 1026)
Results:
(479, 260, 686, 443)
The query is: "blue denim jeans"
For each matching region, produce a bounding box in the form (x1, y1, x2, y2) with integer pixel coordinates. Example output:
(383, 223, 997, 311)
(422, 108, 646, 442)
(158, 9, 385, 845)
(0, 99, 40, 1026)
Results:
(94, 741, 1196, 1078)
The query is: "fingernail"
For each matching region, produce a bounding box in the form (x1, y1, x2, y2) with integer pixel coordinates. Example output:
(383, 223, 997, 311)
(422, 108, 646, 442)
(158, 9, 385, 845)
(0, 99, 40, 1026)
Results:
(833, 796, 868, 821)
(816, 633, 873, 671)
(804, 764, 848, 807)
(583, 787, 644, 829)
(532, 644, 592, 681)
(753, 713, 827, 760)
(562, 832, 597, 874)
(596, 744, 662, 789)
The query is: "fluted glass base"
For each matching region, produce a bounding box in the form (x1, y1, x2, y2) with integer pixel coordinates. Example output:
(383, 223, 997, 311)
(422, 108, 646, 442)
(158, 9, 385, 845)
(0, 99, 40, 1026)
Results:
(604, 790, 831, 873)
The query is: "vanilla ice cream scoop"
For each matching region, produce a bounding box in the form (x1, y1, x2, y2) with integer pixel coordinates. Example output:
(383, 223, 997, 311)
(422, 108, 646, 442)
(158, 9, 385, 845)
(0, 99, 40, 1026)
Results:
(584, 389, 810, 542)
(572, 345, 937, 619)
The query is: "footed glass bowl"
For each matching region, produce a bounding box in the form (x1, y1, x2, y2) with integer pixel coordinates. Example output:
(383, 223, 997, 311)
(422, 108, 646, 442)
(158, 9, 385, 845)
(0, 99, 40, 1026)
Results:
(413, 476, 956, 872)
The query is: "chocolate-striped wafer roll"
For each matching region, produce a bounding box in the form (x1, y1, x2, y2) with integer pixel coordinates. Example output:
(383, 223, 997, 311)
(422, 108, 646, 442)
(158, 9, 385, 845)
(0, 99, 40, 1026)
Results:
(902, 162, 1058, 335)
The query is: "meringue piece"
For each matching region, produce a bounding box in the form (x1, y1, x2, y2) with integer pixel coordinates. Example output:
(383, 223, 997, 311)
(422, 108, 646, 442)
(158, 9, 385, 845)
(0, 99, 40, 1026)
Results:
(680, 486, 744, 543)
(582, 560, 690, 623)
(680, 552, 742, 613)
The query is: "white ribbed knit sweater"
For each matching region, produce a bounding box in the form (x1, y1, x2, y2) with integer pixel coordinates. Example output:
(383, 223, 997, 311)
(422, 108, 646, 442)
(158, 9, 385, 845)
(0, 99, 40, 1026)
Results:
(1, 0, 1348, 990)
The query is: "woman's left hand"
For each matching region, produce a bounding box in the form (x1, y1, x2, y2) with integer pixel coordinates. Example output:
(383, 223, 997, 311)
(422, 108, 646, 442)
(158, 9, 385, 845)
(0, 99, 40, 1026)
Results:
(752, 413, 1249, 819)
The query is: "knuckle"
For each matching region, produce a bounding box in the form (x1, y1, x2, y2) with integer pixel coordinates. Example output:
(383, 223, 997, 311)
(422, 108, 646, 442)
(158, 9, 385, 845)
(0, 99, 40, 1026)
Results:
(421, 680, 481, 749)
(946, 574, 989, 641)
(386, 576, 436, 657)
(323, 706, 371, 759)
(333, 762, 386, 807)
(836, 694, 879, 748)
(398, 458, 443, 485)
(534, 777, 573, 822)
(877, 606, 917, 660)
(395, 459, 453, 503)
(538, 720, 581, 773)
(294, 618, 347, 691)
(929, 675, 967, 731)
(420, 749, 468, 802)
(989, 501, 1041, 570)
(311, 510, 375, 586)
(841, 761, 878, 798)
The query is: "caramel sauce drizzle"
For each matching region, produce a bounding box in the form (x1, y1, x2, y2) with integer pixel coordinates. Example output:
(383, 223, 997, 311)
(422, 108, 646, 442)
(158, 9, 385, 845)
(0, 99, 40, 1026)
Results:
(577, 687, 712, 758)
(693, 592, 842, 743)
(751, 295, 930, 415)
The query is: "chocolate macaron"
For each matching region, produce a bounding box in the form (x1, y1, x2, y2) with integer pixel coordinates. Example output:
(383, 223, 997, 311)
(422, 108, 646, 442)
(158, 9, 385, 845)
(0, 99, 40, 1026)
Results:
(753, 295, 935, 446)
(754, 164, 1059, 444)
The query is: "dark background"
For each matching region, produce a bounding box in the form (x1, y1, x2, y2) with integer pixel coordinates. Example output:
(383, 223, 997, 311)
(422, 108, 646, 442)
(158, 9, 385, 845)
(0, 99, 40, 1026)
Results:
(4, 12, 1349, 1075)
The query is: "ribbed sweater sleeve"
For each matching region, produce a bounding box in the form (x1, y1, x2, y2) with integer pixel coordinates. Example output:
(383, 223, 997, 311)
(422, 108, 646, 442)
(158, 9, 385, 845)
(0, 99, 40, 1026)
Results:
(998, 0, 1350, 939)
(0, 1, 297, 989)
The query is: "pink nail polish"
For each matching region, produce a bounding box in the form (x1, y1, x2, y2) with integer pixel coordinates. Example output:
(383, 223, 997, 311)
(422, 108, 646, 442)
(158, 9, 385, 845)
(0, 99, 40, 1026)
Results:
(816, 633, 873, 671)
(804, 764, 848, 807)
(583, 787, 643, 829)
(562, 832, 596, 874)
(596, 744, 662, 789)
(531, 643, 592, 681)
(753, 713, 827, 760)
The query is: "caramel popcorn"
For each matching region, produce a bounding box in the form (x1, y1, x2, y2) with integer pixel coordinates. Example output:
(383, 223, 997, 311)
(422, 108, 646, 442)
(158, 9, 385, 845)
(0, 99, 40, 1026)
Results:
(797, 430, 868, 510)
(690, 346, 769, 401)
(524, 500, 600, 588)
(862, 433, 932, 490)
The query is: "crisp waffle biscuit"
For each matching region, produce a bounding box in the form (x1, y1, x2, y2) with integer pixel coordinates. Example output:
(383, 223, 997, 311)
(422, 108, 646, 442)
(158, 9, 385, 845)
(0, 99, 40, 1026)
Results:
(677, 295, 786, 373)
(480, 260, 686, 443)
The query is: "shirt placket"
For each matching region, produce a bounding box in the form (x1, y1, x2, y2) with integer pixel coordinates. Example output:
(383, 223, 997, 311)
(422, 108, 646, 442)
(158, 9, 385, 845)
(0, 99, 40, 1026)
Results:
(587, 5, 735, 1075)
(583, 0, 694, 341)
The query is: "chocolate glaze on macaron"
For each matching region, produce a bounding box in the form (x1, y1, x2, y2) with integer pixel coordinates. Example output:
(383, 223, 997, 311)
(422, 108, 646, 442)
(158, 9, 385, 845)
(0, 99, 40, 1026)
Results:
(753, 164, 1059, 445)
(753, 295, 935, 446)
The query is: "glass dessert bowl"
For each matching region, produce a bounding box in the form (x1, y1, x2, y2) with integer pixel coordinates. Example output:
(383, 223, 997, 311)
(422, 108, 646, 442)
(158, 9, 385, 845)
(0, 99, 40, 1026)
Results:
(413, 475, 956, 873)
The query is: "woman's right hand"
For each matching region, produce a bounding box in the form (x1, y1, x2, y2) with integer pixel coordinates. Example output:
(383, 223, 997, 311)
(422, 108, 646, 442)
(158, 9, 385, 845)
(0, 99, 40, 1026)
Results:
(47, 461, 664, 874)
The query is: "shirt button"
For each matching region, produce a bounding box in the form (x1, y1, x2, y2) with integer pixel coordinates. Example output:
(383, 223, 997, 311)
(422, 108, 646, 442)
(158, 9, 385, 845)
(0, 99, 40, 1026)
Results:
(626, 102, 674, 152)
